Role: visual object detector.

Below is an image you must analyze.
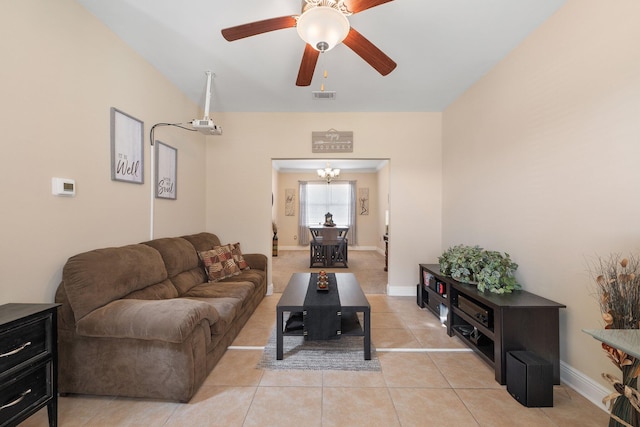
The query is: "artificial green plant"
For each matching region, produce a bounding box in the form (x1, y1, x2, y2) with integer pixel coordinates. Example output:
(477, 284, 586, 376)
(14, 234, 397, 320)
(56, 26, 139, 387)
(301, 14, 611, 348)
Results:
(438, 244, 520, 294)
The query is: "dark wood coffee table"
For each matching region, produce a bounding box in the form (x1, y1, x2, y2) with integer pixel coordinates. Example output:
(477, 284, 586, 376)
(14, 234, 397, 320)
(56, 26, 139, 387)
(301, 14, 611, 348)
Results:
(276, 273, 371, 360)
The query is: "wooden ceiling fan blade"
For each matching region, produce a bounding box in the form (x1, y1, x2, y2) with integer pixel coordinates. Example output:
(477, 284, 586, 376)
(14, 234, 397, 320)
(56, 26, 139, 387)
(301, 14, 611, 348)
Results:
(343, 28, 397, 76)
(296, 44, 320, 86)
(221, 16, 297, 41)
(346, 0, 394, 14)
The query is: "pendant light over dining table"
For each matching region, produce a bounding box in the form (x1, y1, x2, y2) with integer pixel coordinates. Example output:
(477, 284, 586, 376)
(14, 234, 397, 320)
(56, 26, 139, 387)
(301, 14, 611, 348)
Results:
(318, 163, 340, 184)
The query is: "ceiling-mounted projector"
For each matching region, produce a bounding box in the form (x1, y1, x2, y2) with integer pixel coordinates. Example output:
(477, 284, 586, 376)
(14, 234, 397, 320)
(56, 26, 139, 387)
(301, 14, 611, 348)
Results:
(191, 71, 222, 135)
(191, 118, 222, 135)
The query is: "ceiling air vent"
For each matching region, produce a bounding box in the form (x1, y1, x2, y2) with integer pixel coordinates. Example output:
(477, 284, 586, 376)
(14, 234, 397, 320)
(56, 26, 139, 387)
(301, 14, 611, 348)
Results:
(312, 91, 336, 100)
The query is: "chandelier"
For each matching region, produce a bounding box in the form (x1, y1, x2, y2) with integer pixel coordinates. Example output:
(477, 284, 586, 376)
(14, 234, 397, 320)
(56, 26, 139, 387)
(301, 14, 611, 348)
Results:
(296, 0, 352, 52)
(317, 163, 340, 183)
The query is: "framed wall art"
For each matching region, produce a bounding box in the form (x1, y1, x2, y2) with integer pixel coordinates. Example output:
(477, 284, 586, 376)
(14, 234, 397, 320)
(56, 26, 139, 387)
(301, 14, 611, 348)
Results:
(155, 141, 177, 200)
(359, 187, 369, 215)
(285, 188, 295, 216)
(110, 107, 144, 184)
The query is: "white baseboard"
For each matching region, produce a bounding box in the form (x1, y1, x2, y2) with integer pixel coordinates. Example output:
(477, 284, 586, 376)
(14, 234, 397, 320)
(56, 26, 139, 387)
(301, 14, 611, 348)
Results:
(278, 246, 381, 251)
(387, 285, 416, 296)
(560, 360, 609, 413)
(355, 246, 380, 251)
(266, 283, 274, 296)
(279, 246, 306, 251)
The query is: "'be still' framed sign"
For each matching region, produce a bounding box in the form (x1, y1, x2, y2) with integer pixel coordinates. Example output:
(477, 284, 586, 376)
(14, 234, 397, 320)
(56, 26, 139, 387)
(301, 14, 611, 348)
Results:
(155, 141, 177, 200)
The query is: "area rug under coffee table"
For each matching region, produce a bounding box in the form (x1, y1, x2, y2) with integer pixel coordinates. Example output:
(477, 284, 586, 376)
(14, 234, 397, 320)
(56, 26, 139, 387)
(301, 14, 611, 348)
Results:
(257, 328, 381, 371)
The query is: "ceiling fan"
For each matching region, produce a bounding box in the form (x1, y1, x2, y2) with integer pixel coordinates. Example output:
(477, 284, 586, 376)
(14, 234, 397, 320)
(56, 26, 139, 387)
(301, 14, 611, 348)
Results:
(221, 0, 397, 87)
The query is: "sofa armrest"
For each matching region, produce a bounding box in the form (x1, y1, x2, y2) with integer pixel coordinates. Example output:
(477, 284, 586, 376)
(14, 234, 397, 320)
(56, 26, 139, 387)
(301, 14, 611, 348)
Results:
(75, 299, 219, 343)
(243, 253, 267, 271)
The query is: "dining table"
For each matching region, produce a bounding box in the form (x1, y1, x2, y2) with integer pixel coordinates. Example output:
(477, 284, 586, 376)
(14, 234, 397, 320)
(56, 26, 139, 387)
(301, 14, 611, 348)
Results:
(308, 225, 349, 268)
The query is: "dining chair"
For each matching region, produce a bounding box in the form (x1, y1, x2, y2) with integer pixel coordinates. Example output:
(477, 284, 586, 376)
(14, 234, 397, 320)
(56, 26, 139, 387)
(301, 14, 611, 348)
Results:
(320, 227, 348, 268)
(309, 228, 325, 267)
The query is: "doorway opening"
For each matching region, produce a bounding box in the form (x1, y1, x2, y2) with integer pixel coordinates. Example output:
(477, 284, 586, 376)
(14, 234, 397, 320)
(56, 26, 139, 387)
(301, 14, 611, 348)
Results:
(270, 158, 390, 294)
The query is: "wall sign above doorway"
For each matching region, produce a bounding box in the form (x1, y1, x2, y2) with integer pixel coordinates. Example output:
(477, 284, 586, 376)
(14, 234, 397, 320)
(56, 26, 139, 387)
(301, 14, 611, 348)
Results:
(311, 129, 353, 153)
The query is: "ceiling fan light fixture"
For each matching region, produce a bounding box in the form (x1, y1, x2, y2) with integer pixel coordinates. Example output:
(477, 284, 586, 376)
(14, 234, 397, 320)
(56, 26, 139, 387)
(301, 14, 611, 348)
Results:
(296, 6, 350, 52)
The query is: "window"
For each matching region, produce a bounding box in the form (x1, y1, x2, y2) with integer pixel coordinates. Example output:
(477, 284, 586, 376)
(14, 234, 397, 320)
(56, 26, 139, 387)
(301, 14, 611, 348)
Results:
(305, 182, 351, 225)
(298, 180, 357, 246)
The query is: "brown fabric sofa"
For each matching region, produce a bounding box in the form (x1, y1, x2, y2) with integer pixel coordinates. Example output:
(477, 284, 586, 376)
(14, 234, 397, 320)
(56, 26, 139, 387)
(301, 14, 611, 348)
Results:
(55, 232, 267, 402)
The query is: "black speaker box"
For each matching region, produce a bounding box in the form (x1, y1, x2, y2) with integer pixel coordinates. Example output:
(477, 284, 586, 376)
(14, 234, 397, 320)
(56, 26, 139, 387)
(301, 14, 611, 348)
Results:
(416, 284, 425, 308)
(506, 351, 553, 407)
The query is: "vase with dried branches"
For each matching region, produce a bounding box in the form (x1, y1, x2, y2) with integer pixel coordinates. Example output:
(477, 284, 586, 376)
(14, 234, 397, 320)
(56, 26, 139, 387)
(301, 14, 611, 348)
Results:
(272, 222, 278, 257)
(590, 254, 640, 427)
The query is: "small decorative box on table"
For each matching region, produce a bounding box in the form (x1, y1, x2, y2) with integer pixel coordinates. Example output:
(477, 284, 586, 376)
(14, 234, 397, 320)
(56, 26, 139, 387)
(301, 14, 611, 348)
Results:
(317, 270, 330, 292)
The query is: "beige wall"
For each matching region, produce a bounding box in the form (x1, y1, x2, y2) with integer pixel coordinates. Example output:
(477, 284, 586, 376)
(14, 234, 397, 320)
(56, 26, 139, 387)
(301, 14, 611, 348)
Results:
(0, 0, 206, 304)
(377, 161, 390, 252)
(274, 170, 382, 249)
(205, 112, 442, 294)
(443, 0, 640, 394)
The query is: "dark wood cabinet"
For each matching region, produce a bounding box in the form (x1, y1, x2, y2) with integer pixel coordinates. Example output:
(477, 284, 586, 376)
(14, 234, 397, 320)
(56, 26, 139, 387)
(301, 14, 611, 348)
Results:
(0, 303, 60, 427)
(418, 264, 565, 385)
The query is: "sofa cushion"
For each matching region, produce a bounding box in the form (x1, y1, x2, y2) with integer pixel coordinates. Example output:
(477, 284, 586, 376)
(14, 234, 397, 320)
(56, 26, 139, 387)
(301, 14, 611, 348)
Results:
(184, 297, 241, 335)
(170, 268, 208, 296)
(142, 236, 206, 295)
(123, 279, 179, 300)
(219, 269, 266, 292)
(63, 244, 168, 320)
(198, 246, 241, 282)
(142, 237, 199, 278)
(182, 232, 222, 252)
(182, 281, 254, 303)
(75, 298, 218, 343)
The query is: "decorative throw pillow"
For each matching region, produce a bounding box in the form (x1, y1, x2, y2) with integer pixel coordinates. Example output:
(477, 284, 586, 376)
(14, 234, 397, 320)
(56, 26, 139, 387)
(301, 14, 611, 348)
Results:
(227, 242, 250, 270)
(198, 246, 241, 282)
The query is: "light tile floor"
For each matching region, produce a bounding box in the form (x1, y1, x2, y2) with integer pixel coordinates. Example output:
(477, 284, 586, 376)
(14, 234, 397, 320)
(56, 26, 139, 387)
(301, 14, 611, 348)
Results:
(21, 295, 610, 426)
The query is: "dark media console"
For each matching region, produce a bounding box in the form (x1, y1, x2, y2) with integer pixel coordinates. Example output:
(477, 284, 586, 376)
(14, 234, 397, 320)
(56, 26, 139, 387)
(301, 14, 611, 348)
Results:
(417, 264, 565, 385)
(457, 294, 492, 328)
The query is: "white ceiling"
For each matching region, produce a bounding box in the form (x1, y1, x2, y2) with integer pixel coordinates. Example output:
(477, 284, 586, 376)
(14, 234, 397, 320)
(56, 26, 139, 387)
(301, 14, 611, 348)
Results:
(75, 0, 566, 113)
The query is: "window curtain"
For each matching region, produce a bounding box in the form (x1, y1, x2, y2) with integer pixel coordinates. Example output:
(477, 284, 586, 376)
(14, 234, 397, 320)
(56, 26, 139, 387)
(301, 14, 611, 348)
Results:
(298, 181, 309, 246)
(347, 180, 358, 246)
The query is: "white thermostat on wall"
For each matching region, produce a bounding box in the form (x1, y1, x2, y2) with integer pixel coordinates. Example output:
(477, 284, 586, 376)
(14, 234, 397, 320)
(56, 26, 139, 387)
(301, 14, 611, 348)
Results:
(52, 177, 76, 196)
